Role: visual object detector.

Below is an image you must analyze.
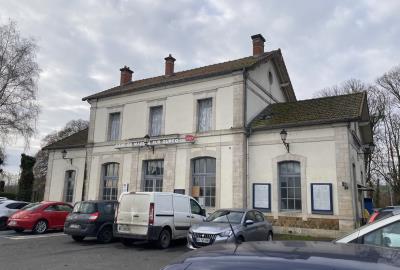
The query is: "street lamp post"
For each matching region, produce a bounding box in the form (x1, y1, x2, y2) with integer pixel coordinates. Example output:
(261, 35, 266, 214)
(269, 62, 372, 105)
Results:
(280, 129, 290, 153)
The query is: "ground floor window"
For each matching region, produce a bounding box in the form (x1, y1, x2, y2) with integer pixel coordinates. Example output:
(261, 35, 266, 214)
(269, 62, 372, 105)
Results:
(102, 163, 119, 200)
(64, 170, 75, 203)
(279, 161, 301, 211)
(192, 157, 216, 207)
(143, 160, 164, 192)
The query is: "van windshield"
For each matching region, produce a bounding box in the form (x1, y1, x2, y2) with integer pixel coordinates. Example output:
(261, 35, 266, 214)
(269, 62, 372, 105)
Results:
(73, 202, 97, 214)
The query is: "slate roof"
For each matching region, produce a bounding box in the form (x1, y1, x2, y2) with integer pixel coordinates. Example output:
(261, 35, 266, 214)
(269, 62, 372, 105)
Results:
(250, 92, 368, 130)
(43, 129, 88, 150)
(82, 50, 296, 102)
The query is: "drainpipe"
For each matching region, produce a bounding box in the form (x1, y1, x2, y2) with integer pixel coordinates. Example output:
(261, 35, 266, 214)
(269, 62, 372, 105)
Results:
(243, 68, 249, 208)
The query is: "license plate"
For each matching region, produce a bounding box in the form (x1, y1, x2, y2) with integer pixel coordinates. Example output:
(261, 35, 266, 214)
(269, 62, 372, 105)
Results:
(70, 224, 80, 229)
(8, 221, 16, 226)
(196, 238, 210, 243)
(118, 225, 129, 232)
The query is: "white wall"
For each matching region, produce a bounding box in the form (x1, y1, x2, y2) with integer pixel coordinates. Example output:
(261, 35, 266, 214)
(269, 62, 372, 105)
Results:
(248, 125, 339, 217)
(91, 74, 243, 143)
(246, 61, 287, 124)
(46, 149, 86, 203)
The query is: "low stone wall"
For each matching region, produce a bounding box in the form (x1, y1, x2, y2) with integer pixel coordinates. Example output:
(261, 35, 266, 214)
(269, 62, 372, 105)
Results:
(265, 216, 344, 238)
(266, 216, 339, 230)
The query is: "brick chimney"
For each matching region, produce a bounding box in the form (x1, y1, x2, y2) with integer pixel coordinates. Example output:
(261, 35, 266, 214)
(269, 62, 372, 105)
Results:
(164, 54, 176, 76)
(251, 34, 266, 56)
(120, 66, 133, 85)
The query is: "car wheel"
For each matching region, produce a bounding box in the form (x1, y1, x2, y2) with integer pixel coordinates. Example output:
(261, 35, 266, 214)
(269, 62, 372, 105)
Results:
(236, 236, 244, 244)
(14, 228, 24, 233)
(33, 220, 48, 234)
(0, 217, 7, 230)
(157, 229, 171, 249)
(72, 235, 85, 242)
(267, 231, 273, 241)
(121, 238, 135, 247)
(97, 226, 113, 244)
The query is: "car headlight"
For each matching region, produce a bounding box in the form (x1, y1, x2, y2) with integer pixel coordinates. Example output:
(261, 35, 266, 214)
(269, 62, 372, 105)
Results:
(218, 230, 233, 237)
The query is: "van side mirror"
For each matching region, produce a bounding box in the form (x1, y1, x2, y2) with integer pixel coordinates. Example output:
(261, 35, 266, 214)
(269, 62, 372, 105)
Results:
(200, 208, 206, 217)
(245, 220, 254, 226)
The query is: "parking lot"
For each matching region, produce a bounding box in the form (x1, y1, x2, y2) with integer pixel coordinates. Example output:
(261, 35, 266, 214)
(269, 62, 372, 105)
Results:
(0, 230, 187, 270)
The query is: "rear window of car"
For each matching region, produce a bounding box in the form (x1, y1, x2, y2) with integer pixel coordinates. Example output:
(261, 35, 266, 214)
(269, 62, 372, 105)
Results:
(6, 203, 27, 209)
(21, 203, 42, 211)
(73, 202, 97, 214)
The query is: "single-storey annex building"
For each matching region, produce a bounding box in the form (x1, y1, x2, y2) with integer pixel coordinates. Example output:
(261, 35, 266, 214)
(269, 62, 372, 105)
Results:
(44, 34, 373, 237)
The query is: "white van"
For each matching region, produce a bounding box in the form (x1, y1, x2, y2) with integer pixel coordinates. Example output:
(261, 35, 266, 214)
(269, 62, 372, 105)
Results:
(114, 192, 206, 248)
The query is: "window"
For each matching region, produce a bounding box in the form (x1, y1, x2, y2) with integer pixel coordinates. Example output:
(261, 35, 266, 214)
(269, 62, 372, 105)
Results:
(64, 170, 76, 203)
(143, 160, 164, 192)
(197, 98, 212, 132)
(192, 157, 216, 207)
(279, 161, 301, 211)
(190, 199, 202, 215)
(58, 204, 73, 212)
(363, 221, 400, 248)
(102, 163, 119, 200)
(245, 211, 257, 222)
(102, 202, 116, 215)
(254, 211, 265, 222)
(149, 106, 163, 137)
(108, 112, 120, 141)
(45, 205, 58, 212)
(6, 203, 28, 209)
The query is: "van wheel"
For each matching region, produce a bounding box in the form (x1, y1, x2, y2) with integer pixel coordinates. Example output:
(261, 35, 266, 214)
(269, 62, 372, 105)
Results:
(72, 236, 85, 242)
(121, 238, 135, 247)
(157, 229, 171, 249)
(97, 226, 113, 243)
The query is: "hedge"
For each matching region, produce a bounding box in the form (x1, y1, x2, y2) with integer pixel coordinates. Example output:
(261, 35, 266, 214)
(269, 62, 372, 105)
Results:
(0, 192, 17, 200)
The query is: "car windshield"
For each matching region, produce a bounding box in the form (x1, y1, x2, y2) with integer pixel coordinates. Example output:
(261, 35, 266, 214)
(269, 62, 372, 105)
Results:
(21, 203, 42, 211)
(206, 210, 244, 224)
(73, 202, 97, 214)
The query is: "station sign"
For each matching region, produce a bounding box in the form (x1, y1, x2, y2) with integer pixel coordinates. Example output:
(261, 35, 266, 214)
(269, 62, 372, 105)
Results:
(115, 134, 196, 149)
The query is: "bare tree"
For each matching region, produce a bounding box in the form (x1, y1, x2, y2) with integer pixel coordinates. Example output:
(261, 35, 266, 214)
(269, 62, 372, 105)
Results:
(377, 66, 400, 106)
(0, 21, 40, 146)
(32, 119, 89, 201)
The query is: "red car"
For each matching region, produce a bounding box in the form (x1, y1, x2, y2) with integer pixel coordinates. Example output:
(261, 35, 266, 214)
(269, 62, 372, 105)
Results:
(7, 201, 73, 234)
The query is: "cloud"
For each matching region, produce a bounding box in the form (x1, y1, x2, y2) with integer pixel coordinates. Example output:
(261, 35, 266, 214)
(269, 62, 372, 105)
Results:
(0, 0, 399, 172)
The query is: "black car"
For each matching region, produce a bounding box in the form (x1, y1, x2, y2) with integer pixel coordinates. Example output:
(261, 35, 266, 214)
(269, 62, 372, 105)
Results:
(162, 241, 400, 270)
(64, 200, 118, 243)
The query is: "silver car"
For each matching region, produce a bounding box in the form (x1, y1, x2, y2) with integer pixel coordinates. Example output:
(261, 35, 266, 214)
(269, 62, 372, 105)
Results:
(187, 208, 273, 249)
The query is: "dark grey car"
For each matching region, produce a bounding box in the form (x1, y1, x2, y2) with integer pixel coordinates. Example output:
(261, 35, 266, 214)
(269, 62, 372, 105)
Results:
(163, 241, 400, 270)
(187, 209, 272, 249)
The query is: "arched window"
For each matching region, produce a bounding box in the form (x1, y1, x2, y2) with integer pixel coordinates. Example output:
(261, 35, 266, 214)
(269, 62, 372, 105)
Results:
(279, 161, 301, 211)
(192, 157, 216, 207)
(102, 163, 119, 200)
(64, 170, 76, 203)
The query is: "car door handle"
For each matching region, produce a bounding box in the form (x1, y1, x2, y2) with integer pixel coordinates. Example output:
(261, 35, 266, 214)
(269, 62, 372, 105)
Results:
(191, 216, 194, 218)
(186, 215, 191, 218)
(133, 214, 139, 217)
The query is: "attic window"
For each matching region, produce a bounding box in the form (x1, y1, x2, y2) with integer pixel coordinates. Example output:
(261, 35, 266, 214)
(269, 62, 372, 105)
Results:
(268, 71, 274, 85)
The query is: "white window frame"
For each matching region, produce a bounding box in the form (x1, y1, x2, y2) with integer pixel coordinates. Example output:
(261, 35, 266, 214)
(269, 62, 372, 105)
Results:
(193, 90, 216, 133)
(146, 99, 166, 137)
(107, 109, 122, 141)
(149, 105, 163, 137)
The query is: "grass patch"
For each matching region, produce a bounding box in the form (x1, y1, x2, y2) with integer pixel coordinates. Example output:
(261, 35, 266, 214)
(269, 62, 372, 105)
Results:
(274, 233, 334, 242)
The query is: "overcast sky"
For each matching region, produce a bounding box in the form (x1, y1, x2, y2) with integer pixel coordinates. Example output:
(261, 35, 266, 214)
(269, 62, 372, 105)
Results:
(1, 0, 399, 173)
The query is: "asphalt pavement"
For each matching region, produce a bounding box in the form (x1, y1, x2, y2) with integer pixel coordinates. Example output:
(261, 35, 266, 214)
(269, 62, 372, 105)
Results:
(0, 230, 188, 270)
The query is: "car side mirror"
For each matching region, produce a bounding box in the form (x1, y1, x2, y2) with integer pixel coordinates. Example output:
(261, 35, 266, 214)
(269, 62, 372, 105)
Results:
(245, 219, 254, 226)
